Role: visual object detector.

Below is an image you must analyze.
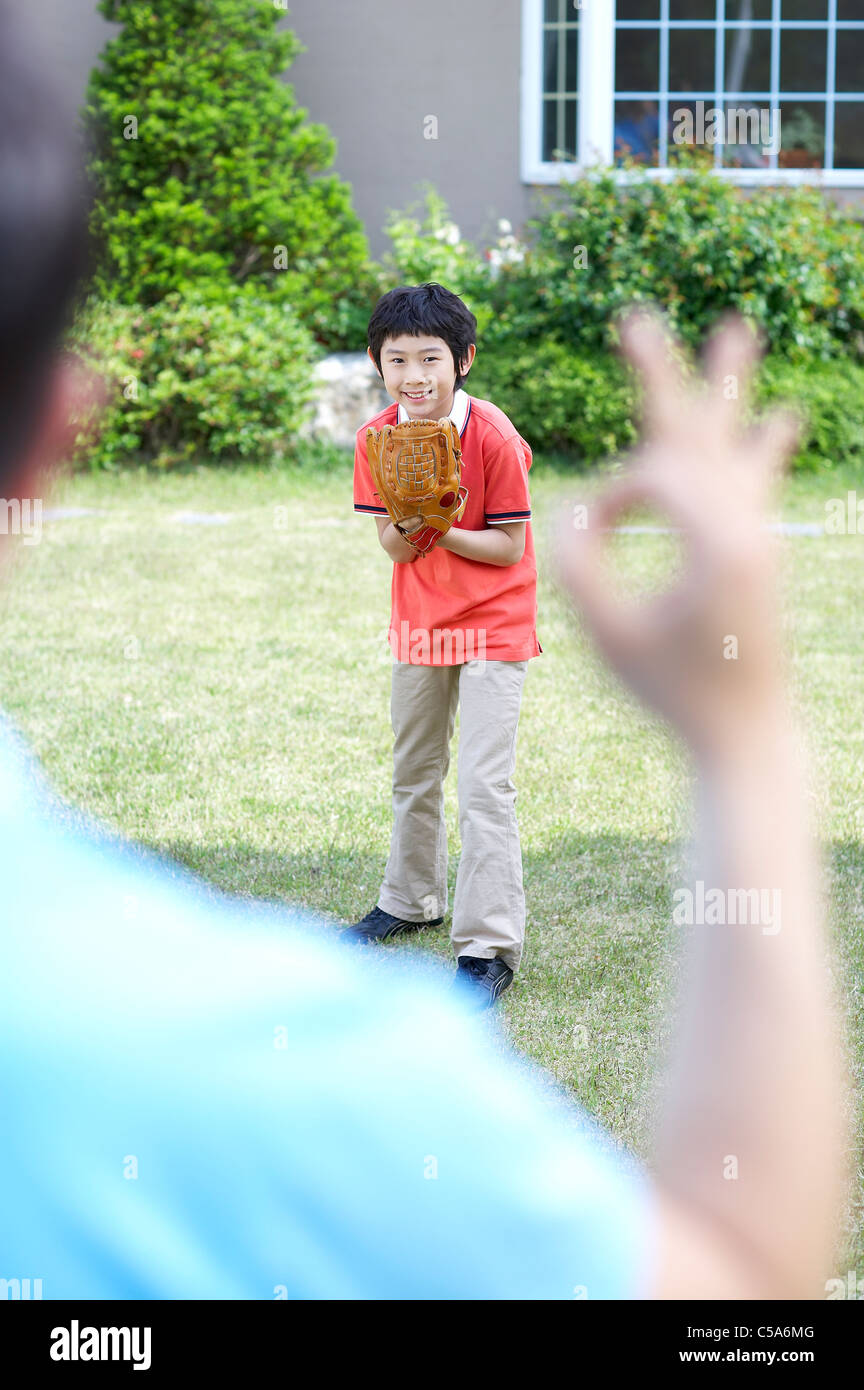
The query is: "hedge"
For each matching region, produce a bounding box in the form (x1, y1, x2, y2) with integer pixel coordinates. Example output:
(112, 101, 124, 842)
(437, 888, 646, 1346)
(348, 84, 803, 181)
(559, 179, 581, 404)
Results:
(66, 292, 318, 470)
(467, 339, 864, 472)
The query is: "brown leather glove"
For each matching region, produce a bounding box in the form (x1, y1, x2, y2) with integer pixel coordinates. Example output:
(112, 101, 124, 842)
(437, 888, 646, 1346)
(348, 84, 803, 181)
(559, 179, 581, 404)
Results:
(366, 418, 468, 557)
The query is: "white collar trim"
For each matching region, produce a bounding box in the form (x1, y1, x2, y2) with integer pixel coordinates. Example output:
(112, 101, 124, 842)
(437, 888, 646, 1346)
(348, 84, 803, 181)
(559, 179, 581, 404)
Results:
(397, 388, 471, 434)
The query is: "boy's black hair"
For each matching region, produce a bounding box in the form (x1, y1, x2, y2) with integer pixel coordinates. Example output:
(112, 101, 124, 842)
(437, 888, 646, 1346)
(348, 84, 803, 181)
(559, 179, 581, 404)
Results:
(367, 283, 477, 392)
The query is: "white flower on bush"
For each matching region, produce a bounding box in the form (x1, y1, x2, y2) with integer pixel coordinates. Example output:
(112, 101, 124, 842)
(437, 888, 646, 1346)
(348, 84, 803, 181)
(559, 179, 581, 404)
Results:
(433, 221, 461, 246)
(486, 219, 526, 279)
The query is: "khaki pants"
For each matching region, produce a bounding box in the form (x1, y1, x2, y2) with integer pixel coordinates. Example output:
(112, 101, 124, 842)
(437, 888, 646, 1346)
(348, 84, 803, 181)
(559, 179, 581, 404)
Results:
(377, 658, 528, 973)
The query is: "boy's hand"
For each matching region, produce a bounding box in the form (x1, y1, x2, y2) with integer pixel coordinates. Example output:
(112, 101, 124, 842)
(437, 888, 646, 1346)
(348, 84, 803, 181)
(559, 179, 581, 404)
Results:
(551, 308, 802, 761)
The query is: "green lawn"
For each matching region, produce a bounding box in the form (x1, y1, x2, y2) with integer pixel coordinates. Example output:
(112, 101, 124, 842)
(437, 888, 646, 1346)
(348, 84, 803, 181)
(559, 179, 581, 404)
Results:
(1, 454, 862, 1282)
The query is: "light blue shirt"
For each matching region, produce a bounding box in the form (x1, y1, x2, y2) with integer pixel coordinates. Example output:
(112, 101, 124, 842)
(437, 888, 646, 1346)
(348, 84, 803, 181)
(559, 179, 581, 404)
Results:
(0, 711, 655, 1299)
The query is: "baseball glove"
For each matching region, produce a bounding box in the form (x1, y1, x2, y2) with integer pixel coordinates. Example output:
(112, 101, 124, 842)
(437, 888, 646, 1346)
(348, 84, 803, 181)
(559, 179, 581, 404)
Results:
(366, 418, 468, 557)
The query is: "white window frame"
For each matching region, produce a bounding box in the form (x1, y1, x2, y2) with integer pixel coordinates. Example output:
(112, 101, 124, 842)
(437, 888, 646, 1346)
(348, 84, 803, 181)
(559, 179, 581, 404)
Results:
(521, 0, 864, 187)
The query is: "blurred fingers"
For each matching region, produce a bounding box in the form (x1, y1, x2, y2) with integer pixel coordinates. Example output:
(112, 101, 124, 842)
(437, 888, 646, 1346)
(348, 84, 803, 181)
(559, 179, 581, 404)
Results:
(749, 405, 803, 482)
(616, 306, 690, 440)
(701, 313, 762, 431)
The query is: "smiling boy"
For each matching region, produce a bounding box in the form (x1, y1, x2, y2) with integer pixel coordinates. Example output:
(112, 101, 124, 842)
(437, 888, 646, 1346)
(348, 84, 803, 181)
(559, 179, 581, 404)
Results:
(347, 283, 542, 1008)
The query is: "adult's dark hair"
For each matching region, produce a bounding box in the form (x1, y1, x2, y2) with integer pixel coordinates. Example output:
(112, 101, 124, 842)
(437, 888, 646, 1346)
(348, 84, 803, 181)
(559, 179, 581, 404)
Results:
(0, 2, 95, 489)
(367, 283, 477, 392)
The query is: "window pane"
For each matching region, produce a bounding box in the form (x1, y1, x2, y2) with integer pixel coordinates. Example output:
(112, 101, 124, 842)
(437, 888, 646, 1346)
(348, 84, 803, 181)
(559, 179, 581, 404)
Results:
(781, 0, 828, 18)
(726, 0, 773, 18)
(836, 33, 864, 95)
(670, 0, 714, 18)
(544, 20, 578, 95)
(566, 26, 579, 94)
(542, 98, 554, 159)
(725, 28, 772, 92)
(779, 30, 827, 92)
(776, 101, 825, 166)
(543, 97, 579, 162)
(614, 100, 660, 164)
(616, 0, 660, 18)
(544, 29, 559, 92)
(669, 29, 716, 91)
(564, 98, 578, 161)
(544, 0, 563, 22)
(833, 102, 864, 170)
(668, 100, 721, 167)
(721, 101, 779, 166)
(837, 0, 862, 18)
(616, 29, 660, 90)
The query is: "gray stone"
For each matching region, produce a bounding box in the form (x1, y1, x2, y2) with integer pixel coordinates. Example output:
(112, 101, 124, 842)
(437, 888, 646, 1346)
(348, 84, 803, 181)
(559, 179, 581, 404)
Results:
(302, 352, 391, 450)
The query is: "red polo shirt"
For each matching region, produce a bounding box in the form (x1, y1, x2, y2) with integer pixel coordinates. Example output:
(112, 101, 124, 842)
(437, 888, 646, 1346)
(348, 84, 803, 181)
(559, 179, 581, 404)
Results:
(354, 390, 542, 666)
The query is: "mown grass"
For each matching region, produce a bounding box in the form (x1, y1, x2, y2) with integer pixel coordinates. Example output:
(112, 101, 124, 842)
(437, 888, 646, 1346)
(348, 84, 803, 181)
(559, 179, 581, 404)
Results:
(0, 452, 861, 1281)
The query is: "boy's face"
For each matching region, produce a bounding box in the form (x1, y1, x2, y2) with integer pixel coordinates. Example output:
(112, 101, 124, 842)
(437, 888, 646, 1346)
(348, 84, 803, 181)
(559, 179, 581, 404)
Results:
(371, 335, 475, 420)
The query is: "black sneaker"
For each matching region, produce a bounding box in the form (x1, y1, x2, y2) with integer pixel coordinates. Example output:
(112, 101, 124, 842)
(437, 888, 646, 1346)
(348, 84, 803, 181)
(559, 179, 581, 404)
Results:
(341, 905, 443, 944)
(452, 955, 514, 1009)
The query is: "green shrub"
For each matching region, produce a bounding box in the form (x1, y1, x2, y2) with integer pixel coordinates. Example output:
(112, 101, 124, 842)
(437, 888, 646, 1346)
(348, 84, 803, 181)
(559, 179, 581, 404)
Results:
(66, 292, 318, 469)
(755, 354, 864, 473)
(83, 0, 375, 350)
(467, 340, 639, 461)
(380, 187, 496, 335)
(520, 164, 864, 364)
(382, 179, 864, 470)
(468, 338, 864, 473)
(383, 170, 864, 366)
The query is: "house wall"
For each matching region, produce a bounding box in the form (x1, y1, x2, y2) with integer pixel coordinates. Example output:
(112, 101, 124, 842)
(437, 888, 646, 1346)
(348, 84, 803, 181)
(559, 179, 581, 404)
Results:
(27, 0, 536, 255)
(23, 0, 120, 114)
(23, 0, 864, 262)
(283, 0, 535, 255)
(26, 0, 535, 256)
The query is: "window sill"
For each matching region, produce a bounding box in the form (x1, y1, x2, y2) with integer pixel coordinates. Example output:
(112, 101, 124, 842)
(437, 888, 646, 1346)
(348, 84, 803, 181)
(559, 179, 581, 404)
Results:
(522, 164, 864, 188)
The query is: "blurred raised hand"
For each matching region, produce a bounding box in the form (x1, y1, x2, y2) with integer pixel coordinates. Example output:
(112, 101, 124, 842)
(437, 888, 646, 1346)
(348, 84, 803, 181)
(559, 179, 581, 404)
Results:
(552, 308, 801, 761)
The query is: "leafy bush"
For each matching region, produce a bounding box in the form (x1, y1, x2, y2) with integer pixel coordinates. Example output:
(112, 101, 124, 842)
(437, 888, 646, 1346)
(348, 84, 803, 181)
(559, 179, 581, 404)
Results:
(468, 338, 864, 473)
(520, 164, 864, 364)
(755, 354, 864, 472)
(467, 340, 639, 461)
(83, 0, 376, 349)
(66, 292, 319, 469)
(380, 187, 497, 335)
(383, 170, 864, 366)
(382, 177, 864, 470)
